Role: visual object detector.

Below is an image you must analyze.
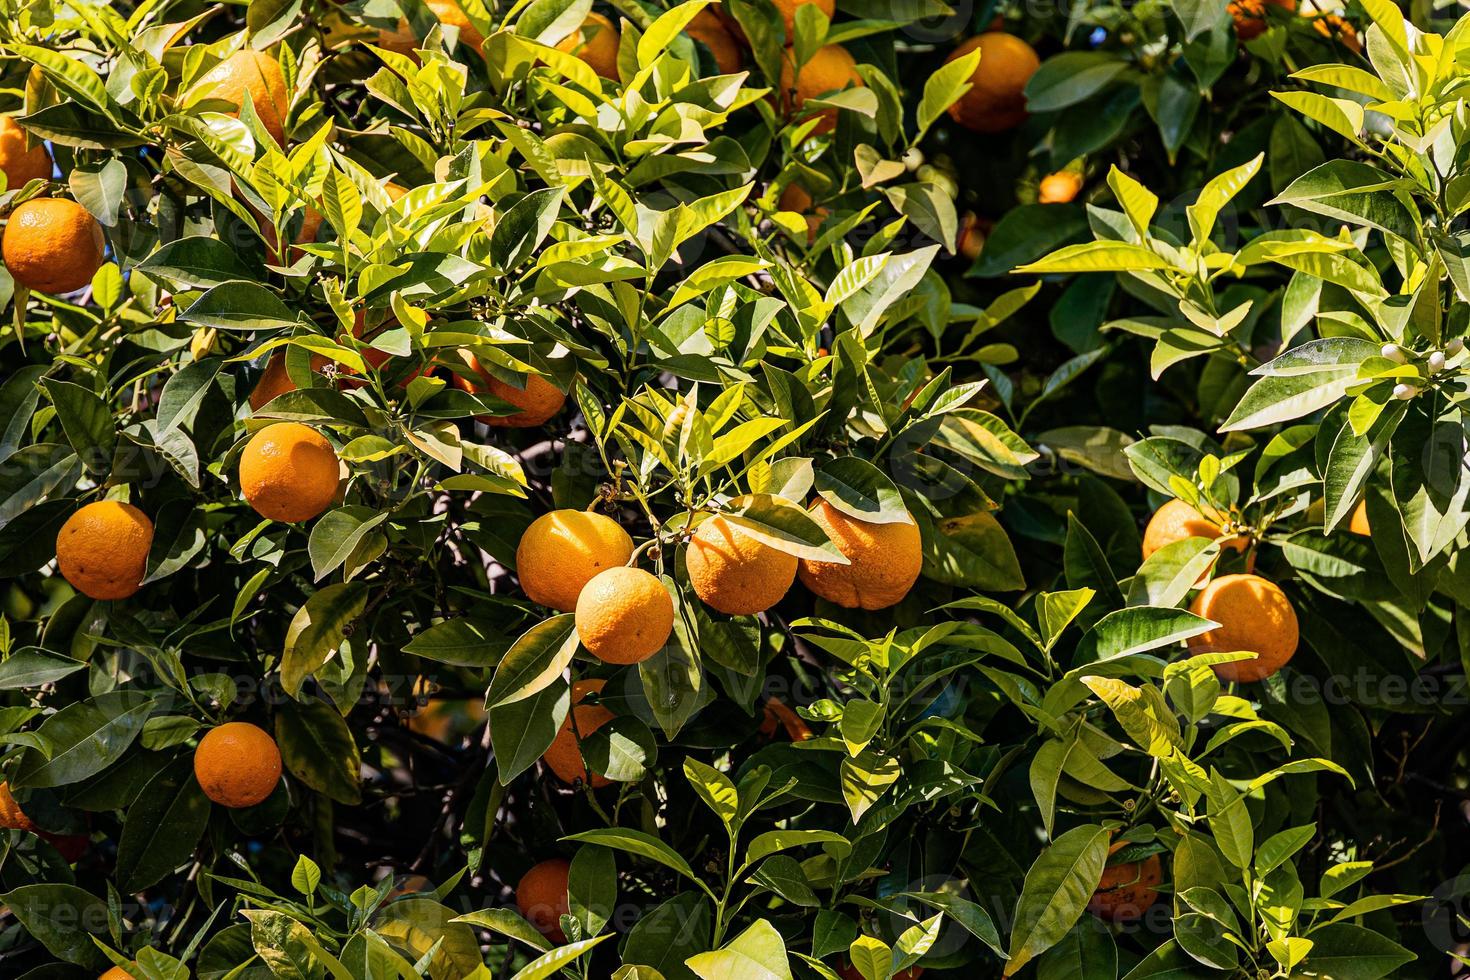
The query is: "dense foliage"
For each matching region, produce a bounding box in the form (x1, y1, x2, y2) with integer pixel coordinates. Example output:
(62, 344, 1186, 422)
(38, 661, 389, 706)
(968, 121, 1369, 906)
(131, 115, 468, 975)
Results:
(0, 0, 1466, 977)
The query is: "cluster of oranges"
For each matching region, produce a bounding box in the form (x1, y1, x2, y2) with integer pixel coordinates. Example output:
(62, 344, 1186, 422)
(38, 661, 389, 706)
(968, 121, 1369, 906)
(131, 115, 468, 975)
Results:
(1229, 0, 1361, 50)
(1136, 494, 1370, 684)
(518, 498, 923, 786)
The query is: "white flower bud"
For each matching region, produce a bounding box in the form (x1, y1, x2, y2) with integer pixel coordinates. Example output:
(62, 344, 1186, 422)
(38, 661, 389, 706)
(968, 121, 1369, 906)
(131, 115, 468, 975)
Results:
(1448, 338, 1465, 357)
(1429, 351, 1446, 372)
(1381, 343, 1406, 363)
(1393, 383, 1416, 400)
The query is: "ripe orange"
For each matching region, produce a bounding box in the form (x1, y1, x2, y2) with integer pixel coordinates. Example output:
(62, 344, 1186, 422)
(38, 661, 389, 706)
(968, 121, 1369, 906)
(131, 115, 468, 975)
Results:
(249, 351, 311, 411)
(0, 116, 51, 190)
(1312, 13, 1362, 52)
(557, 12, 621, 80)
(1229, 0, 1296, 40)
(779, 45, 863, 135)
(194, 50, 289, 145)
(194, 721, 282, 808)
(1141, 499, 1247, 560)
(452, 352, 566, 427)
(945, 33, 1040, 133)
(575, 567, 674, 665)
(688, 9, 742, 74)
(517, 858, 571, 944)
(100, 967, 136, 980)
(516, 510, 634, 612)
(240, 422, 340, 523)
(378, 0, 485, 56)
(1348, 499, 1371, 536)
(0, 781, 37, 832)
(1087, 842, 1163, 923)
(1187, 573, 1299, 683)
(798, 500, 922, 610)
(778, 183, 828, 242)
(686, 512, 797, 615)
(541, 679, 613, 787)
(55, 501, 154, 601)
(759, 698, 813, 741)
(1038, 170, 1084, 204)
(773, 0, 834, 39)
(957, 212, 989, 261)
(2, 198, 106, 294)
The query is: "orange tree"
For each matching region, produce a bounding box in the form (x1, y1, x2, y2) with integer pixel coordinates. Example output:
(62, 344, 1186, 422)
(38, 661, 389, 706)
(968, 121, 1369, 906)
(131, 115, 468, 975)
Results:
(0, 0, 1456, 977)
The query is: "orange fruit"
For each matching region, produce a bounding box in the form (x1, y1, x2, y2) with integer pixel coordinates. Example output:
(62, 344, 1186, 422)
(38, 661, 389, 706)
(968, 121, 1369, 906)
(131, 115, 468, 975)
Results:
(557, 12, 620, 80)
(1038, 170, 1084, 204)
(194, 50, 289, 145)
(688, 9, 742, 74)
(0, 116, 52, 190)
(778, 183, 828, 242)
(249, 351, 312, 411)
(2, 198, 106, 294)
(0, 781, 37, 832)
(55, 501, 154, 601)
(515, 510, 634, 612)
(759, 698, 813, 741)
(541, 679, 614, 787)
(945, 33, 1040, 133)
(1187, 573, 1299, 683)
(387, 873, 433, 899)
(1312, 13, 1362, 52)
(239, 422, 340, 523)
(1141, 499, 1247, 560)
(773, 0, 835, 39)
(798, 500, 922, 610)
(100, 967, 136, 980)
(957, 212, 989, 261)
(517, 858, 571, 944)
(452, 352, 566, 427)
(1087, 842, 1163, 923)
(779, 44, 863, 135)
(575, 567, 674, 665)
(1348, 499, 1371, 536)
(1229, 0, 1296, 40)
(686, 512, 797, 614)
(193, 721, 282, 808)
(379, 0, 485, 56)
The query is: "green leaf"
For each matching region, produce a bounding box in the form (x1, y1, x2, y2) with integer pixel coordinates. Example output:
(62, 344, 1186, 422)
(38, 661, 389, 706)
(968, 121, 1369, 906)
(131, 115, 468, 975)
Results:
(490, 681, 568, 783)
(308, 507, 389, 582)
(0, 884, 110, 967)
(562, 828, 703, 886)
(1090, 606, 1215, 657)
(180, 280, 299, 331)
(1005, 824, 1111, 975)
(916, 45, 980, 139)
(684, 758, 739, 828)
(686, 920, 792, 980)
(42, 379, 114, 477)
(491, 187, 566, 271)
(114, 757, 211, 892)
(814, 457, 907, 524)
(275, 698, 362, 805)
(281, 582, 368, 697)
(1025, 52, 1129, 113)
(1015, 241, 1171, 275)
(1297, 924, 1414, 980)
(11, 691, 155, 788)
(512, 935, 612, 980)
